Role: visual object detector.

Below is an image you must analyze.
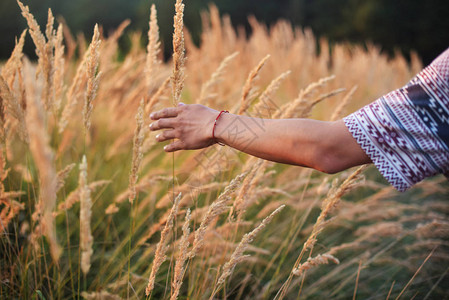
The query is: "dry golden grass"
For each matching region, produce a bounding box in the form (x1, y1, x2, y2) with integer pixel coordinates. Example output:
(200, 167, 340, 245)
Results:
(0, 1, 447, 300)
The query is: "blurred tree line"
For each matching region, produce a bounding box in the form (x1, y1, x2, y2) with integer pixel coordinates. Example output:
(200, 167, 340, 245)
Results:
(1, 0, 448, 65)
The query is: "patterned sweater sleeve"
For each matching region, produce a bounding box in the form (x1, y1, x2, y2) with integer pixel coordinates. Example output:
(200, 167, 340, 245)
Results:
(343, 47, 449, 192)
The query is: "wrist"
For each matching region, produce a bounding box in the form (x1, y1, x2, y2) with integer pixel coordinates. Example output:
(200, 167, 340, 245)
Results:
(213, 112, 235, 145)
(212, 110, 229, 145)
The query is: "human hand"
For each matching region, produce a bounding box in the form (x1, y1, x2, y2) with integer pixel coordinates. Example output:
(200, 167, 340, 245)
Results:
(149, 103, 219, 152)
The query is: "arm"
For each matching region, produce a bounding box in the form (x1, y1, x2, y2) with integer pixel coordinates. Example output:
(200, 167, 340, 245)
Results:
(149, 103, 371, 174)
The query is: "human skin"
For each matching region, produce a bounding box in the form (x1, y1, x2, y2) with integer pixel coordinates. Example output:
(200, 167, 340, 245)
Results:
(149, 103, 371, 174)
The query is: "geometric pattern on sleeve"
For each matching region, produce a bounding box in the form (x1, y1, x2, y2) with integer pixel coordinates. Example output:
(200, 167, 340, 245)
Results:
(344, 47, 449, 192)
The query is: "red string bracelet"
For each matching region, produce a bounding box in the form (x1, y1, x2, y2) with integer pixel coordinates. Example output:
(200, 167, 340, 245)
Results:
(212, 110, 229, 146)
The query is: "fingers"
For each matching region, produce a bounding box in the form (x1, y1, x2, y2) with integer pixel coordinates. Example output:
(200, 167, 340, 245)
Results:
(164, 140, 185, 152)
(156, 130, 177, 142)
(150, 118, 175, 131)
(150, 107, 179, 120)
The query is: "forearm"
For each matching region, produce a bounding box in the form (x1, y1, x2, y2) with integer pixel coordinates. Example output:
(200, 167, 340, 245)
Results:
(214, 113, 370, 173)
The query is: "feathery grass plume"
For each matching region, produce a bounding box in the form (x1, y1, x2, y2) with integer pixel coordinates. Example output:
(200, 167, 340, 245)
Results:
(128, 99, 145, 204)
(253, 70, 291, 118)
(100, 19, 130, 69)
(198, 52, 239, 105)
(274, 75, 335, 119)
(57, 16, 76, 61)
(292, 253, 340, 276)
(229, 160, 263, 219)
(42, 8, 55, 111)
(171, 0, 186, 106)
(56, 163, 75, 192)
(171, 208, 191, 300)
(189, 172, 247, 259)
(275, 166, 366, 300)
(0, 152, 25, 231)
(1, 30, 26, 84)
(1, 198, 25, 233)
(18, 1, 56, 111)
(0, 75, 28, 143)
(81, 291, 122, 300)
(303, 166, 366, 252)
(211, 204, 285, 298)
(16, 1, 46, 69)
(83, 24, 101, 133)
(53, 23, 65, 113)
(146, 4, 161, 94)
(145, 76, 170, 115)
(330, 85, 357, 121)
(25, 68, 61, 262)
(79, 155, 93, 275)
(105, 203, 119, 215)
(56, 180, 110, 214)
(59, 42, 90, 133)
(298, 88, 346, 119)
(238, 54, 270, 115)
(145, 193, 182, 296)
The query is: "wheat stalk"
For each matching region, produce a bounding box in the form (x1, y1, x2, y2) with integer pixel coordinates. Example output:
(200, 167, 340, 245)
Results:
(238, 54, 270, 115)
(0, 75, 28, 143)
(128, 99, 145, 204)
(198, 51, 239, 104)
(145, 193, 182, 296)
(56, 163, 75, 192)
(1, 30, 26, 83)
(275, 165, 367, 300)
(253, 70, 291, 118)
(171, 208, 191, 300)
(211, 204, 285, 298)
(53, 23, 65, 113)
(189, 172, 247, 259)
(171, 0, 186, 106)
(83, 24, 101, 133)
(79, 155, 93, 275)
(146, 4, 161, 95)
(292, 253, 340, 276)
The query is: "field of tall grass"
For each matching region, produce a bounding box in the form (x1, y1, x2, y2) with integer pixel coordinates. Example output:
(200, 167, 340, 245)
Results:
(1, 0, 448, 299)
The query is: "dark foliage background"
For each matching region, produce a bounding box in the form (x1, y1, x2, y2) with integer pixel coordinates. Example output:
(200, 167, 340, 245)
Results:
(1, 0, 448, 64)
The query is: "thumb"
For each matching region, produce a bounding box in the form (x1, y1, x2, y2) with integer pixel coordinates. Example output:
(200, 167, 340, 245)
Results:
(178, 102, 186, 106)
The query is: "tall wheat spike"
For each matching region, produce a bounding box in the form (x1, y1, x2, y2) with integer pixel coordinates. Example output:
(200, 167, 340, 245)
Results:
(1, 30, 26, 83)
(198, 51, 239, 104)
(171, 0, 186, 106)
(53, 23, 65, 113)
(211, 205, 285, 298)
(292, 253, 340, 276)
(253, 70, 291, 118)
(83, 24, 101, 133)
(0, 75, 28, 143)
(128, 99, 145, 204)
(145, 193, 182, 296)
(146, 4, 161, 95)
(275, 165, 367, 300)
(80, 155, 93, 275)
(171, 208, 191, 300)
(58, 44, 90, 133)
(238, 54, 270, 115)
(189, 172, 247, 259)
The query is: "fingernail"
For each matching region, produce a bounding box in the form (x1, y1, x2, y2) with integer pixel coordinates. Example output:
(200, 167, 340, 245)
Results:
(163, 145, 168, 150)
(149, 123, 153, 129)
(150, 113, 155, 119)
(156, 134, 160, 139)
